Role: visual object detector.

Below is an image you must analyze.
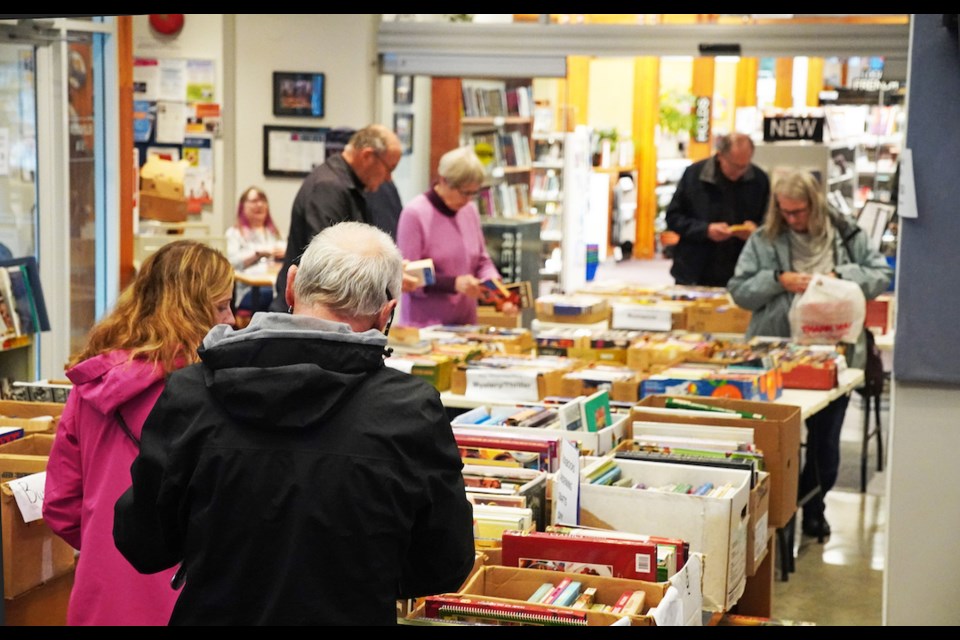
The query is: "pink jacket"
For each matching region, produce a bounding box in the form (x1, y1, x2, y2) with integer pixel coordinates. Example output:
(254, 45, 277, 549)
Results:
(44, 351, 181, 626)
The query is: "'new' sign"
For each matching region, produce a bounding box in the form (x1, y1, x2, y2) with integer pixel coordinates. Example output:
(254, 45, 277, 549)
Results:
(763, 116, 825, 143)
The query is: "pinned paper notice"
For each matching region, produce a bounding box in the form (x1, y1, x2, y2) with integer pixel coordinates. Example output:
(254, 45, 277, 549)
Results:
(897, 147, 917, 219)
(6, 471, 46, 523)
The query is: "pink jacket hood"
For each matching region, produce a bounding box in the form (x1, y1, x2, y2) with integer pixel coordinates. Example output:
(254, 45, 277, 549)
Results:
(65, 350, 167, 414)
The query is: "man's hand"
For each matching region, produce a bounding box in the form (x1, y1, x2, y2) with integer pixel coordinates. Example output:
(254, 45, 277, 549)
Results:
(455, 274, 482, 299)
(707, 222, 732, 242)
(729, 220, 757, 241)
(500, 301, 520, 317)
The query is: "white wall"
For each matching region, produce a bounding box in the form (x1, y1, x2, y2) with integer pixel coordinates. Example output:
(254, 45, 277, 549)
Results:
(231, 14, 381, 237)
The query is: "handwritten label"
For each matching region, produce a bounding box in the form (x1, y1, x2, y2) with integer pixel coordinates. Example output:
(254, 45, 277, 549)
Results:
(612, 304, 673, 331)
(7, 471, 45, 523)
(465, 369, 539, 402)
(553, 439, 581, 526)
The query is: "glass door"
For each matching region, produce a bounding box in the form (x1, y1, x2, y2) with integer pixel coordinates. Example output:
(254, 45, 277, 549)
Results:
(0, 42, 39, 382)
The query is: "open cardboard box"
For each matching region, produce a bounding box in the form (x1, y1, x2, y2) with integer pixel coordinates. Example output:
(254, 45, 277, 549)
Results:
(630, 395, 800, 530)
(746, 471, 771, 577)
(1, 434, 77, 599)
(0, 400, 65, 435)
(414, 564, 670, 626)
(575, 456, 750, 612)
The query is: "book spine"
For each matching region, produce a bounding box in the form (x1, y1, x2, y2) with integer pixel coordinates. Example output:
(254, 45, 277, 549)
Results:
(610, 590, 633, 613)
(528, 582, 555, 603)
(551, 580, 583, 608)
(540, 577, 572, 605)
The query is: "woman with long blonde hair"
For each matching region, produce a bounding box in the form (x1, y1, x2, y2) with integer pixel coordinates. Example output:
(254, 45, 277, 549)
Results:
(43, 240, 234, 625)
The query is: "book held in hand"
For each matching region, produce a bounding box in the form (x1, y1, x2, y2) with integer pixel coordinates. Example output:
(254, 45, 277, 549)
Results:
(404, 258, 436, 287)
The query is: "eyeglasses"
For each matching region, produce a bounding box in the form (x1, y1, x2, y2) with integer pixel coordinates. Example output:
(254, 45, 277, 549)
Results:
(456, 186, 481, 198)
(244, 197, 266, 205)
(372, 152, 399, 174)
(779, 206, 809, 217)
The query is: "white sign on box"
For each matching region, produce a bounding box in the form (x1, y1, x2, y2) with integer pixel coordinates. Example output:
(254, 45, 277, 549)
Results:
(611, 304, 673, 331)
(6, 471, 46, 523)
(465, 369, 539, 402)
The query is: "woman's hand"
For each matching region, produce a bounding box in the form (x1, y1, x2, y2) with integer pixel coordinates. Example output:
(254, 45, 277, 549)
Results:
(780, 271, 813, 294)
(500, 301, 520, 317)
(455, 274, 483, 299)
(401, 272, 421, 293)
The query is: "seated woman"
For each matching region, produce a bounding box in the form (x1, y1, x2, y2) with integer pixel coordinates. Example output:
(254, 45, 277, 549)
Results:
(226, 187, 286, 314)
(396, 146, 517, 327)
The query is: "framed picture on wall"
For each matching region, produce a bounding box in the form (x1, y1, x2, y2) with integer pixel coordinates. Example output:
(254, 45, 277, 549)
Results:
(273, 71, 325, 118)
(393, 75, 414, 105)
(263, 125, 329, 178)
(394, 113, 414, 155)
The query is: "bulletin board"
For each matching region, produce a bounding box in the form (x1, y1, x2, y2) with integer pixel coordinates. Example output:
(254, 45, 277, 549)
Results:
(263, 125, 329, 178)
(133, 57, 220, 214)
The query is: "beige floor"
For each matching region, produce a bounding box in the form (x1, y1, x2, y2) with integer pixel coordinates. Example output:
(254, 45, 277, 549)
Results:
(592, 256, 888, 626)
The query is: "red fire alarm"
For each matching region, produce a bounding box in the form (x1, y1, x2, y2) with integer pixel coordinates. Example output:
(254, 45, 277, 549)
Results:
(149, 14, 185, 36)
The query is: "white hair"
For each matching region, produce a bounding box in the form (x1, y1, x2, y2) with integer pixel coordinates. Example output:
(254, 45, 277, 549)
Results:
(294, 221, 403, 317)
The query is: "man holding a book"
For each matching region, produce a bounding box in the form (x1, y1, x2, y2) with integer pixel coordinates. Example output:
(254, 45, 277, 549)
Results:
(114, 221, 476, 625)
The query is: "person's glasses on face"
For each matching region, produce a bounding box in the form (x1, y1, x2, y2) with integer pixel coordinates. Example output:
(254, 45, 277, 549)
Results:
(244, 196, 266, 207)
(456, 186, 480, 198)
(779, 205, 809, 218)
(373, 152, 399, 176)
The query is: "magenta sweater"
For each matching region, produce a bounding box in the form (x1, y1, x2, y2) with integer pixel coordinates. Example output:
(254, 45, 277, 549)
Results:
(396, 190, 501, 327)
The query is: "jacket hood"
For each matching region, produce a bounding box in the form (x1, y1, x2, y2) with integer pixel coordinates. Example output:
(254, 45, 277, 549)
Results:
(197, 312, 388, 429)
(66, 351, 167, 416)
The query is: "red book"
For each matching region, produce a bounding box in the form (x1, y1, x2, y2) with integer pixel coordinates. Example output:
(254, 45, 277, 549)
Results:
(454, 433, 559, 472)
(544, 525, 690, 571)
(423, 594, 588, 626)
(610, 590, 634, 613)
(501, 530, 658, 582)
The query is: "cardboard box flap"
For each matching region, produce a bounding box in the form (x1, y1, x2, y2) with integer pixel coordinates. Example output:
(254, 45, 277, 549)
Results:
(139, 156, 188, 200)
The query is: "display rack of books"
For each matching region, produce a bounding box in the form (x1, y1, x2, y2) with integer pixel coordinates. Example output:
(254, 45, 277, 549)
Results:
(531, 132, 565, 288)
(460, 79, 535, 219)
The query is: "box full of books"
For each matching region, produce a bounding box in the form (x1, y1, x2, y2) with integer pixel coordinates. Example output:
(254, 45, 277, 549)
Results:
(630, 396, 800, 529)
(573, 455, 750, 612)
(684, 302, 752, 335)
(451, 355, 578, 402)
(535, 295, 610, 325)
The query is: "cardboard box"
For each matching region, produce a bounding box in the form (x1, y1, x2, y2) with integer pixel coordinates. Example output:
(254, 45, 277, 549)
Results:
(576, 457, 750, 612)
(476, 305, 523, 329)
(610, 303, 683, 332)
(631, 396, 801, 529)
(865, 294, 894, 335)
(451, 359, 575, 402)
(746, 472, 771, 577)
(4, 566, 74, 625)
(1, 435, 77, 599)
(139, 192, 188, 223)
(685, 304, 752, 335)
(780, 361, 838, 390)
(535, 295, 610, 325)
(452, 407, 628, 456)
(451, 564, 669, 625)
(560, 371, 644, 405)
(0, 400, 65, 435)
(625, 343, 690, 373)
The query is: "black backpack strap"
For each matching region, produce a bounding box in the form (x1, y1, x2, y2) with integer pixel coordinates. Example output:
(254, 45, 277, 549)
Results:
(115, 409, 141, 447)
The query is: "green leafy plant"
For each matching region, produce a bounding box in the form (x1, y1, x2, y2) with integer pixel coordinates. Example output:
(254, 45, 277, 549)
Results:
(659, 89, 696, 137)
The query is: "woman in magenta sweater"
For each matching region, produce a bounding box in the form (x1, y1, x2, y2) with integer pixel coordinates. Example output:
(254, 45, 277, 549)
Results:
(43, 241, 235, 625)
(396, 146, 516, 327)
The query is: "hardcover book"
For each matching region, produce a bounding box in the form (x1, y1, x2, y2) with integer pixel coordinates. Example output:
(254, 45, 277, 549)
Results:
(580, 390, 612, 433)
(423, 595, 589, 627)
(501, 529, 658, 582)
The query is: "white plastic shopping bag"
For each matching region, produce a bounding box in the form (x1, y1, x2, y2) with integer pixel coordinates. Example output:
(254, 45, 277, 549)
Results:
(788, 273, 865, 344)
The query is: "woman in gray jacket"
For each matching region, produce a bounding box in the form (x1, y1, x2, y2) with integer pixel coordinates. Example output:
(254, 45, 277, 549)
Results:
(728, 169, 892, 540)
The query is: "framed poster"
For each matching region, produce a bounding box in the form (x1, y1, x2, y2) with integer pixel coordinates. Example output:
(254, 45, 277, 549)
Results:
(263, 125, 328, 178)
(273, 71, 325, 118)
(856, 200, 897, 251)
(393, 75, 413, 105)
(394, 113, 414, 156)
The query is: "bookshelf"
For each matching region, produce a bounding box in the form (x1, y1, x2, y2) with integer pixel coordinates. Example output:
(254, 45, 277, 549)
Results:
(531, 133, 565, 292)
